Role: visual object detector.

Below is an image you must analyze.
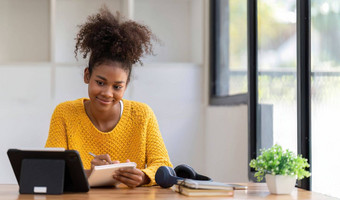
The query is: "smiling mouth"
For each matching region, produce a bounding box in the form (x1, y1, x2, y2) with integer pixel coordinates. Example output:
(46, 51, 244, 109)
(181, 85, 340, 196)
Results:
(96, 97, 112, 105)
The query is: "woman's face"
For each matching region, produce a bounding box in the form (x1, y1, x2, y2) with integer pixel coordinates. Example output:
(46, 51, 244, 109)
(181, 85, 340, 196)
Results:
(84, 62, 128, 113)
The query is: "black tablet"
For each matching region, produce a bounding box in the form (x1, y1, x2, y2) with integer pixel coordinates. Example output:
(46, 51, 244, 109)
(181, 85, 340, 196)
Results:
(7, 149, 90, 194)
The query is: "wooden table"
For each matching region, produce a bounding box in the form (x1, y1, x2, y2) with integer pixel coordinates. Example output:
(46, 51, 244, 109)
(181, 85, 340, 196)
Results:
(0, 183, 337, 200)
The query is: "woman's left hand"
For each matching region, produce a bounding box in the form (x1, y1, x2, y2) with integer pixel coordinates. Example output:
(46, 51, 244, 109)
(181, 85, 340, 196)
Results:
(113, 160, 150, 188)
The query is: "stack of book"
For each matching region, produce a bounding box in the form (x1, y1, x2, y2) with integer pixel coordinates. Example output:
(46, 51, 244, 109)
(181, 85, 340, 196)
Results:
(172, 179, 246, 197)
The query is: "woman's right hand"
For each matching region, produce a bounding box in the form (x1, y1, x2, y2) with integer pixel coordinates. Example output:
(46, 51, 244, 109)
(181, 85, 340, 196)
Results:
(86, 154, 120, 178)
(90, 154, 120, 169)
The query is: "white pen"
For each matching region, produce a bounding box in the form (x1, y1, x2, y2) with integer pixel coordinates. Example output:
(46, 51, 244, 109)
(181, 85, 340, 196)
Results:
(89, 152, 96, 157)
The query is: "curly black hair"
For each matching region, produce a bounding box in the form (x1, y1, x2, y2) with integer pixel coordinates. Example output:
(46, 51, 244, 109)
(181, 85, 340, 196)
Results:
(75, 6, 155, 83)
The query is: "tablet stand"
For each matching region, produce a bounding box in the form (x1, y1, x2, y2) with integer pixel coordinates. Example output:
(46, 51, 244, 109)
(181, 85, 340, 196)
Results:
(19, 159, 65, 194)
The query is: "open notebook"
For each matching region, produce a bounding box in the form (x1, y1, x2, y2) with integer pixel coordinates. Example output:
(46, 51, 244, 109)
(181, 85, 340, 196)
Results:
(88, 162, 137, 187)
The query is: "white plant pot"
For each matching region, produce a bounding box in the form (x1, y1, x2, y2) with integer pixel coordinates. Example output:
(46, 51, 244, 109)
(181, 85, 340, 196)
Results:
(265, 174, 296, 194)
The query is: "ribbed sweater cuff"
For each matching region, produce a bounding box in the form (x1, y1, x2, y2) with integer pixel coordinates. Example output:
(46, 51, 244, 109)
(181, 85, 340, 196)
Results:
(141, 168, 156, 186)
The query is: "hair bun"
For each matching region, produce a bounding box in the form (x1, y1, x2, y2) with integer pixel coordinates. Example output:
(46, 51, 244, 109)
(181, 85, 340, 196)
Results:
(75, 6, 155, 65)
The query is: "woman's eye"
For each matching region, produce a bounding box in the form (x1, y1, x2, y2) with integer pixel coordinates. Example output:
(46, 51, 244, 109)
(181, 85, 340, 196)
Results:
(96, 80, 104, 86)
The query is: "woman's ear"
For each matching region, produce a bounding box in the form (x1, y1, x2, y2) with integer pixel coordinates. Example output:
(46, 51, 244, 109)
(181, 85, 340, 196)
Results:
(84, 68, 90, 84)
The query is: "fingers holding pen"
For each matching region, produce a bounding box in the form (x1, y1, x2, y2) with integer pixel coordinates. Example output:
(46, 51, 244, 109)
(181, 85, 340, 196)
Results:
(90, 154, 120, 167)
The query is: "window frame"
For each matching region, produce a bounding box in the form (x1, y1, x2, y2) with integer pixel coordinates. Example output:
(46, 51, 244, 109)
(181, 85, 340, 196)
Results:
(296, 0, 311, 190)
(209, 0, 248, 106)
(247, 0, 258, 183)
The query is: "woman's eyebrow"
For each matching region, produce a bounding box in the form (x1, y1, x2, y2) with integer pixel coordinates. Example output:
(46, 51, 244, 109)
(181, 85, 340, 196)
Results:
(96, 75, 125, 83)
(96, 75, 107, 81)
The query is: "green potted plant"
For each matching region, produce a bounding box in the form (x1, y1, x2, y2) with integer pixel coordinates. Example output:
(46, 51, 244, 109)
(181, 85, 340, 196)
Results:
(249, 144, 311, 194)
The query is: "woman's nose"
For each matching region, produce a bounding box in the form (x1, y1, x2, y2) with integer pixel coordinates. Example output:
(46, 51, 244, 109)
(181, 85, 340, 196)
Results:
(101, 86, 113, 97)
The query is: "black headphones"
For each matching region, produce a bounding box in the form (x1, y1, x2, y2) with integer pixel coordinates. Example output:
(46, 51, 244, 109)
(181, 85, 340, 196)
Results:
(155, 164, 212, 188)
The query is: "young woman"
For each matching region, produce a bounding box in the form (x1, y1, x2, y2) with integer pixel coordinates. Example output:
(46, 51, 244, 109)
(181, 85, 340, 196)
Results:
(45, 7, 172, 187)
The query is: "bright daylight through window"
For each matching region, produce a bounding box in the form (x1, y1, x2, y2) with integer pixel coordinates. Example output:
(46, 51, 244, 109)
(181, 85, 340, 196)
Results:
(257, 0, 297, 155)
(311, 0, 340, 198)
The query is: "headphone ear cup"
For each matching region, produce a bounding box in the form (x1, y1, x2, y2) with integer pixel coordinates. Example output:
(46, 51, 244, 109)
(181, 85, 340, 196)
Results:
(174, 164, 196, 179)
(174, 164, 212, 181)
(155, 166, 179, 188)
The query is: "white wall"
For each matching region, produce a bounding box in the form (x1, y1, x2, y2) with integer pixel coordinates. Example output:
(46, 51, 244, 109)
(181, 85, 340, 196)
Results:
(55, 0, 122, 64)
(205, 106, 248, 183)
(0, 0, 50, 62)
(134, 0, 191, 63)
(0, 64, 52, 183)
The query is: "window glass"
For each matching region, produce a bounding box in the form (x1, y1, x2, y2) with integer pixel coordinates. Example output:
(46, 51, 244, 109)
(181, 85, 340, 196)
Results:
(257, 0, 297, 154)
(311, 0, 340, 198)
(214, 0, 247, 96)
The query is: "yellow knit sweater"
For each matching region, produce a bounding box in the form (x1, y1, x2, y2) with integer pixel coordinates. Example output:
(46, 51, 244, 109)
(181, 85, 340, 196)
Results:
(45, 98, 172, 186)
